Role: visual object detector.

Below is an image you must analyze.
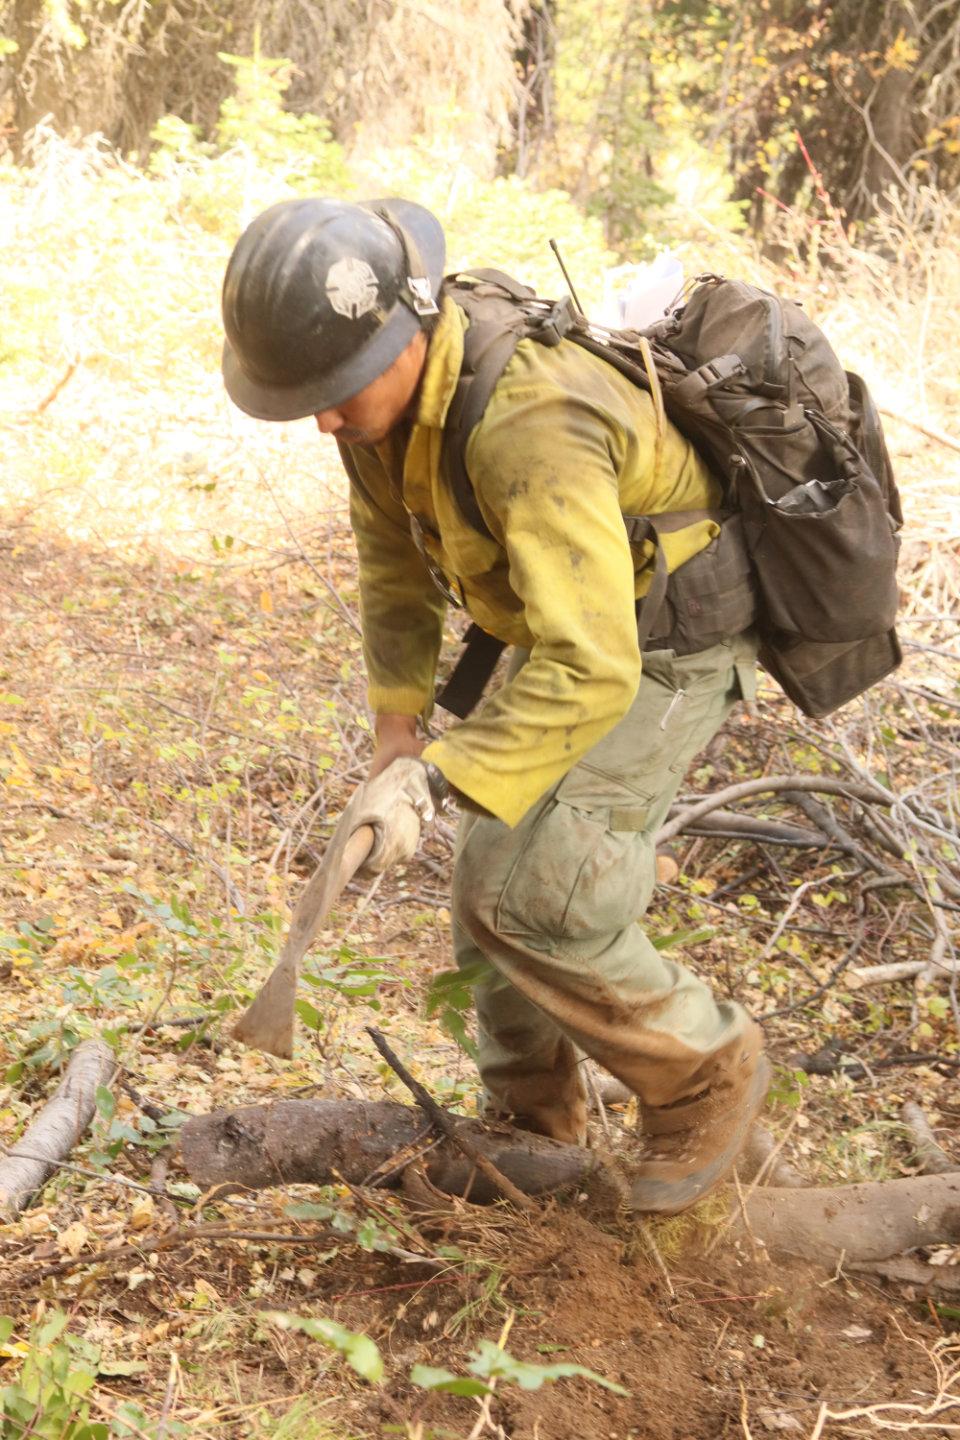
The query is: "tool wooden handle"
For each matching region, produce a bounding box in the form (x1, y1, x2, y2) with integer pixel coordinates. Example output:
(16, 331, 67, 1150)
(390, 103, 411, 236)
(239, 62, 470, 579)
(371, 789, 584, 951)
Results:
(336, 823, 376, 894)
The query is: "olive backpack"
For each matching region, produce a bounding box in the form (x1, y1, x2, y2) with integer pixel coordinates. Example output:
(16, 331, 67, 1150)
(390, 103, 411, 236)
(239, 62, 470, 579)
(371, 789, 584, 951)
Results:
(433, 269, 903, 721)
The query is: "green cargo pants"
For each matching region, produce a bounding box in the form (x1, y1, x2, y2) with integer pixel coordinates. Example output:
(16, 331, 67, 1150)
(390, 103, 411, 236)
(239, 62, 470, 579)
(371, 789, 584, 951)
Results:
(451, 631, 759, 1144)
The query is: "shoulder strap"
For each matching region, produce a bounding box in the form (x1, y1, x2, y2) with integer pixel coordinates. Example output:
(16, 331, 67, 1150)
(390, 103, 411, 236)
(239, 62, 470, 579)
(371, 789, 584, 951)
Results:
(441, 273, 537, 539)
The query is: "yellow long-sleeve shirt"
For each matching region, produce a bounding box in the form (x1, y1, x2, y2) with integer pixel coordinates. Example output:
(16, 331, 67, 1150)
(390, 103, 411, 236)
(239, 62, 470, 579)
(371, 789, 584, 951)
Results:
(342, 294, 722, 827)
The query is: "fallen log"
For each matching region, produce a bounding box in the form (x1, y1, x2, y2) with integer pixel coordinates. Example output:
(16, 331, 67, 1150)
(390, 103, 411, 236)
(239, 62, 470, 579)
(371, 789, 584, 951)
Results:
(181, 1099, 594, 1203)
(0, 1040, 114, 1218)
(181, 1099, 960, 1269)
(740, 1174, 960, 1265)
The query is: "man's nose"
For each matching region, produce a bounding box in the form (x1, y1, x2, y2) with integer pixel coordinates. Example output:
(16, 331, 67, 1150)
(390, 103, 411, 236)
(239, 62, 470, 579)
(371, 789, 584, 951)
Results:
(315, 409, 344, 435)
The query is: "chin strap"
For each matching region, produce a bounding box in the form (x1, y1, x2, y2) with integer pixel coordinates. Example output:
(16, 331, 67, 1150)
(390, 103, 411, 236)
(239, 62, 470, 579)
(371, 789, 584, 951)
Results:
(372, 206, 439, 319)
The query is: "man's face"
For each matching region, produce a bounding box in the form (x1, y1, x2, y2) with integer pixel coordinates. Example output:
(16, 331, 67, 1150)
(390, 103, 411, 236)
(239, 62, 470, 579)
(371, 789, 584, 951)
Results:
(314, 331, 428, 446)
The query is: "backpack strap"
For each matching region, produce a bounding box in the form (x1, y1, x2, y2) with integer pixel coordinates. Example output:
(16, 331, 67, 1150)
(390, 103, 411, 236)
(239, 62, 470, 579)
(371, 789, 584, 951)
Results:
(441, 274, 536, 540)
(435, 624, 508, 719)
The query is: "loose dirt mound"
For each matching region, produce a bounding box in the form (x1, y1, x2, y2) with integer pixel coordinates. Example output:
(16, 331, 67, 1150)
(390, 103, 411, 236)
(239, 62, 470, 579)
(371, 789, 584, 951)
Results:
(98, 1203, 939, 1440)
(438, 1210, 942, 1440)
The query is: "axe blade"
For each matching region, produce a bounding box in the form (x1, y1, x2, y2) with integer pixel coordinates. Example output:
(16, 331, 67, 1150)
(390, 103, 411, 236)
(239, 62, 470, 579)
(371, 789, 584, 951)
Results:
(233, 805, 374, 1056)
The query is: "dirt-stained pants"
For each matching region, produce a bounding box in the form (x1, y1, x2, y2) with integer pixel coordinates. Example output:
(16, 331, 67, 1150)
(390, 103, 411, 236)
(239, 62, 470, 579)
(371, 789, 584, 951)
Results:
(451, 632, 759, 1144)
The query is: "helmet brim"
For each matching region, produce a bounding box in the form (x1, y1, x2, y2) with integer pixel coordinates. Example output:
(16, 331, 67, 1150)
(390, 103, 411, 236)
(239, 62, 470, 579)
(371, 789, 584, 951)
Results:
(221, 197, 445, 423)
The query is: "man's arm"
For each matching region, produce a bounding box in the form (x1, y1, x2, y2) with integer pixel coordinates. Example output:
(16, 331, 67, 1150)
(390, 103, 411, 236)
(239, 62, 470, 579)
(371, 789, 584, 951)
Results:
(369, 713, 425, 778)
(422, 385, 643, 828)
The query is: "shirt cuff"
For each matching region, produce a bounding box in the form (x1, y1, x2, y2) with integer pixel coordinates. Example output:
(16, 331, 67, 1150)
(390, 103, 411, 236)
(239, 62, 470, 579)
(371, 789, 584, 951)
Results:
(368, 684, 433, 718)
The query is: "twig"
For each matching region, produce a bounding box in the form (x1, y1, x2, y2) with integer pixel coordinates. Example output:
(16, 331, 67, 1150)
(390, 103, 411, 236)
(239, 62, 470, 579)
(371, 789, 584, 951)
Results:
(120, 1079, 167, 1124)
(32, 357, 81, 415)
(0, 1144, 176, 1201)
(879, 406, 960, 455)
(150, 1155, 179, 1224)
(793, 1048, 960, 1079)
(758, 880, 818, 961)
(583, 1062, 613, 1144)
(18, 1217, 443, 1281)
(761, 931, 866, 1020)
(365, 1028, 535, 1212)
(705, 1109, 803, 1257)
(737, 1126, 807, 1190)
(638, 1221, 676, 1297)
(155, 1351, 180, 1440)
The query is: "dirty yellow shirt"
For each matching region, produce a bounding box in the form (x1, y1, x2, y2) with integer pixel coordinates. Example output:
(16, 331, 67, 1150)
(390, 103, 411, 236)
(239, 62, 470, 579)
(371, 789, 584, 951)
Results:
(342, 295, 722, 827)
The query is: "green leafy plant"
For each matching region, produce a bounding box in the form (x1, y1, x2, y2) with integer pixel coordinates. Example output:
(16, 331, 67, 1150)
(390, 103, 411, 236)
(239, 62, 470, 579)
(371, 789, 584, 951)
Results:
(425, 959, 494, 1063)
(149, 34, 347, 236)
(261, 1312, 383, 1384)
(0, 1311, 116, 1440)
(411, 1337, 629, 1396)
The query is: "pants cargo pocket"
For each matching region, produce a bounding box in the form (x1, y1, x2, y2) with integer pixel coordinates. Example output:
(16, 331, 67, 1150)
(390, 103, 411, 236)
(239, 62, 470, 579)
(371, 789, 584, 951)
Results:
(495, 799, 649, 946)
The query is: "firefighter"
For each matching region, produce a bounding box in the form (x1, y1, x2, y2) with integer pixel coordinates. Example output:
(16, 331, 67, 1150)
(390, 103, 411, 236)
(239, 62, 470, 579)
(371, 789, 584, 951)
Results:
(221, 196, 768, 1213)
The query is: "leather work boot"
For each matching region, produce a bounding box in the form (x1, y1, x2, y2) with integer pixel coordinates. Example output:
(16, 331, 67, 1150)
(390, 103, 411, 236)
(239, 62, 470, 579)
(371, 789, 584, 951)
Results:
(628, 1024, 771, 1215)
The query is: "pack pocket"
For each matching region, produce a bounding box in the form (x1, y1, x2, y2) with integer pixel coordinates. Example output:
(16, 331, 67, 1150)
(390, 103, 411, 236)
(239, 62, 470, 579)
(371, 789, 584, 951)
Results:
(760, 629, 902, 719)
(752, 468, 900, 643)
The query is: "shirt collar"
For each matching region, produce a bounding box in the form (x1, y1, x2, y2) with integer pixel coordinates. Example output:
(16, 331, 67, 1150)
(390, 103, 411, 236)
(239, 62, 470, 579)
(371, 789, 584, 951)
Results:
(413, 294, 466, 431)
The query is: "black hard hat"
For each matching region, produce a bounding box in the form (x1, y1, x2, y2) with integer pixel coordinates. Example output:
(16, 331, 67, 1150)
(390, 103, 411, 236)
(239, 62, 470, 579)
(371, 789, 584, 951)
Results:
(221, 196, 445, 421)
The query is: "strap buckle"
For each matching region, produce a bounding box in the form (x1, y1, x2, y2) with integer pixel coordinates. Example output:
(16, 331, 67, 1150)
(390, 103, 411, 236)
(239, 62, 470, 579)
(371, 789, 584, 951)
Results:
(530, 296, 575, 347)
(406, 275, 439, 317)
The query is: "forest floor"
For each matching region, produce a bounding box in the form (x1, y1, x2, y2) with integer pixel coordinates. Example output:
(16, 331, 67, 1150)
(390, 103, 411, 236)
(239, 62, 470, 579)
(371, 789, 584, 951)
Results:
(1, 139, 959, 1438)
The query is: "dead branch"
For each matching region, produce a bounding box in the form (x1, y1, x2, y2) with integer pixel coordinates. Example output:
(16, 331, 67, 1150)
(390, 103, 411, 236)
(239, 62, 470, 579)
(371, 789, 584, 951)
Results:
(662, 808, 827, 848)
(786, 790, 889, 875)
(850, 957, 960, 988)
(848, 1255, 960, 1293)
(901, 1101, 958, 1175)
(372, 1027, 534, 1211)
(655, 775, 893, 847)
(0, 1040, 114, 1218)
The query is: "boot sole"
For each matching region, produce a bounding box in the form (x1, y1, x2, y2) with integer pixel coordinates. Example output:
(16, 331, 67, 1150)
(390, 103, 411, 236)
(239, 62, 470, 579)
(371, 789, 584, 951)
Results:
(627, 1056, 773, 1216)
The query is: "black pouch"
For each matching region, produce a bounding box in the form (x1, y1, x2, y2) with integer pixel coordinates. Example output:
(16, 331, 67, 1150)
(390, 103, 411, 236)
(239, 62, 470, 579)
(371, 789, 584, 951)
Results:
(760, 628, 902, 718)
(750, 464, 901, 644)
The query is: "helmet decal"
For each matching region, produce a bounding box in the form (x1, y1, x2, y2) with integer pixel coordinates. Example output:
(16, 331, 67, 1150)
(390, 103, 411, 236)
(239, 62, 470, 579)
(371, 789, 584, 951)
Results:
(325, 256, 380, 320)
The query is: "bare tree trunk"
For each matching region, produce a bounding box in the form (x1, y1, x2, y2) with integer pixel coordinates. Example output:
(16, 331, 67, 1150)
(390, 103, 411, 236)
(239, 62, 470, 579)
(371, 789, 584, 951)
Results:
(0, 1040, 114, 1218)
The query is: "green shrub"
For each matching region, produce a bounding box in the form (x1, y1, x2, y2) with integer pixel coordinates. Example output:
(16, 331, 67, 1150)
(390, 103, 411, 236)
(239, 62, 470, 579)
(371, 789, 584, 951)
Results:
(149, 38, 347, 236)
